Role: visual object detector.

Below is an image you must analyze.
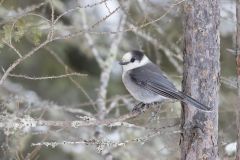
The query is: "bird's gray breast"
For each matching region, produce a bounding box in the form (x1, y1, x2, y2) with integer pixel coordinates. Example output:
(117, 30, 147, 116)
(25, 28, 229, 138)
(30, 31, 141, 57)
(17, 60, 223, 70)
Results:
(122, 71, 165, 104)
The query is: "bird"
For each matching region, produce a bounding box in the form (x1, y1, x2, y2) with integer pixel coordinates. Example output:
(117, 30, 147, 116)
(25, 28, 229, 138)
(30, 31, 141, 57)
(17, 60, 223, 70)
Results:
(119, 50, 211, 112)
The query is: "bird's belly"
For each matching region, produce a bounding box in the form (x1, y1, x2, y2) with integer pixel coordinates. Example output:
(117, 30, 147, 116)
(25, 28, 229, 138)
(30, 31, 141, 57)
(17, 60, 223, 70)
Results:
(122, 74, 165, 104)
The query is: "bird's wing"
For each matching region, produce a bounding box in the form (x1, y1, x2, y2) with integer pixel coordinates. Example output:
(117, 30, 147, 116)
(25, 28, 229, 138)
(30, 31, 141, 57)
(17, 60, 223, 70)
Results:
(129, 63, 184, 100)
(129, 63, 211, 111)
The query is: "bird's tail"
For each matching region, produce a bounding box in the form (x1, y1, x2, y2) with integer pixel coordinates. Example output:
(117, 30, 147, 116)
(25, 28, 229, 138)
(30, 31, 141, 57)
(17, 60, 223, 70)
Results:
(181, 93, 212, 111)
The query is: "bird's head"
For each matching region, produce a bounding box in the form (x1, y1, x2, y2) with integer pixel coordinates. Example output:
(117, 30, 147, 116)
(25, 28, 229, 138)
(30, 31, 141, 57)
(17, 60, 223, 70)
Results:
(119, 50, 150, 71)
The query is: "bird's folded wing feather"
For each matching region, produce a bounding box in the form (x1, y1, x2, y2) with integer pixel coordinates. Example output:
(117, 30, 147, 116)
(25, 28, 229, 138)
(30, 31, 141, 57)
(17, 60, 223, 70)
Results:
(129, 63, 185, 100)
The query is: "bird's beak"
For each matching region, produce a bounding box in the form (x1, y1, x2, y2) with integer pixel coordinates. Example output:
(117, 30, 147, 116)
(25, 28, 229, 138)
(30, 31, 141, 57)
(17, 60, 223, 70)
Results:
(119, 61, 129, 65)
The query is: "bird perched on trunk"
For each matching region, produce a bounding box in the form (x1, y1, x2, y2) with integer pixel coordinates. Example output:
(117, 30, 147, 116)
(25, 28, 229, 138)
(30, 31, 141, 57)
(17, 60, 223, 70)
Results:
(119, 50, 211, 112)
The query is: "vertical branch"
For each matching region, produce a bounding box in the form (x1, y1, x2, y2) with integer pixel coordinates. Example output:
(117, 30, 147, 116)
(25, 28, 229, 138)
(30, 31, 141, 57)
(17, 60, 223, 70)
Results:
(81, 10, 104, 68)
(96, 14, 126, 120)
(181, 0, 220, 160)
(94, 5, 127, 159)
(47, 0, 55, 41)
(236, 0, 240, 159)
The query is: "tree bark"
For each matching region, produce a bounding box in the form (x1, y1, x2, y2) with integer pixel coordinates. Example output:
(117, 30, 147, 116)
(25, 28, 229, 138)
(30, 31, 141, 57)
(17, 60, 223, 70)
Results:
(236, 1, 240, 159)
(181, 1, 220, 160)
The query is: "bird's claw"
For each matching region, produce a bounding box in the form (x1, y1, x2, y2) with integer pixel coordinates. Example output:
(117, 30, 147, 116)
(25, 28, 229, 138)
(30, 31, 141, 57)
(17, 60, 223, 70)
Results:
(132, 102, 149, 113)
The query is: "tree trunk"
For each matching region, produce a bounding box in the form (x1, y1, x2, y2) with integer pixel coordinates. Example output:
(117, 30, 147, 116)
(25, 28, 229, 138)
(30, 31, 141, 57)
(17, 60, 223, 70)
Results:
(236, 0, 240, 159)
(180, 1, 220, 160)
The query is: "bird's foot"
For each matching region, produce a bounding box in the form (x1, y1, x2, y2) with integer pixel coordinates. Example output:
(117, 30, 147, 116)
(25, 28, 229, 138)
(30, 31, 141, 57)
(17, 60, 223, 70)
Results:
(132, 102, 149, 113)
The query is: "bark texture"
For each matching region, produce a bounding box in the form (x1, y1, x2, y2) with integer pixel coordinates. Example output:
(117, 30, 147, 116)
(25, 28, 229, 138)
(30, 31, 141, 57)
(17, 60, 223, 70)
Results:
(236, 1, 240, 159)
(181, 1, 220, 160)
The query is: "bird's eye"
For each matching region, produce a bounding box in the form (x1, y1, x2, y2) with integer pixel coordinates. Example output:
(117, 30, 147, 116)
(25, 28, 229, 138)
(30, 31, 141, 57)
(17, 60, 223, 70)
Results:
(130, 58, 135, 62)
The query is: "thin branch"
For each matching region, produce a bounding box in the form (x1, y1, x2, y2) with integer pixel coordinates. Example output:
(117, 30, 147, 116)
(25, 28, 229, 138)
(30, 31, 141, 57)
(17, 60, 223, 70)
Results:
(0, 111, 138, 129)
(8, 72, 87, 80)
(2, 41, 22, 58)
(96, 13, 127, 120)
(104, 0, 111, 14)
(53, 0, 182, 41)
(68, 76, 98, 112)
(0, 98, 176, 132)
(47, 0, 55, 41)
(81, 9, 104, 68)
(45, 46, 97, 110)
(31, 124, 180, 150)
(0, 39, 50, 85)
(91, 6, 121, 29)
(54, 0, 111, 24)
(0, 80, 94, 117)
(127, 23, 182, 73)
(0, 1, 48, 26)
(136, 0, 183, 58)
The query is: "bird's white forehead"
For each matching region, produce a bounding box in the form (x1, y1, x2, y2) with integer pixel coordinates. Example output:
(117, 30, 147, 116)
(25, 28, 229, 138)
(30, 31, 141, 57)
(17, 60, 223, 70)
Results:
(122, 52, 132, 62)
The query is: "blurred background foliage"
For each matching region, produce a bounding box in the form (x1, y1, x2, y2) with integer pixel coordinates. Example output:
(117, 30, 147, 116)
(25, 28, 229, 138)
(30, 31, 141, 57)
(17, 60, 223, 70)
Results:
(0, 0, 238, 159)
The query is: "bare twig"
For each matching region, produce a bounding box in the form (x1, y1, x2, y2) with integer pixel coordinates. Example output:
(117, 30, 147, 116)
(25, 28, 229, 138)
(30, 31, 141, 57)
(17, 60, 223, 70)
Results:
(54, 0, 111, 24)
(91, 6, 121, 29)
(47, 0, 55, 41)
(0, 100, 177, 156)
(127, 23, 182, 73)
(45, 46, 97, 110)
(0, 1, 48, 26)
(53, 0, 183, 41)
(96, 13, 126, 120)
(0, 110, 141, 129)
(31, 124, 180, 150)
(81, 9, 104, 68)
(0, 40, 50, 85)
(2, 41, 22, 58)
(8, 72, 86, 80)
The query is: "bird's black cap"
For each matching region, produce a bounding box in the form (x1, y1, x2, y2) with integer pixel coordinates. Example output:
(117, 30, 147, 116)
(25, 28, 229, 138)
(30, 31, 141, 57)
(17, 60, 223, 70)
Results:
(131, 50, 144, 61)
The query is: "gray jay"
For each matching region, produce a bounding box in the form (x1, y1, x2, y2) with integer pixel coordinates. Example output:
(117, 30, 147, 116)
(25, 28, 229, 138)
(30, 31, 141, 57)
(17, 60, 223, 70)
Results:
(119, 50, 211, 111)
